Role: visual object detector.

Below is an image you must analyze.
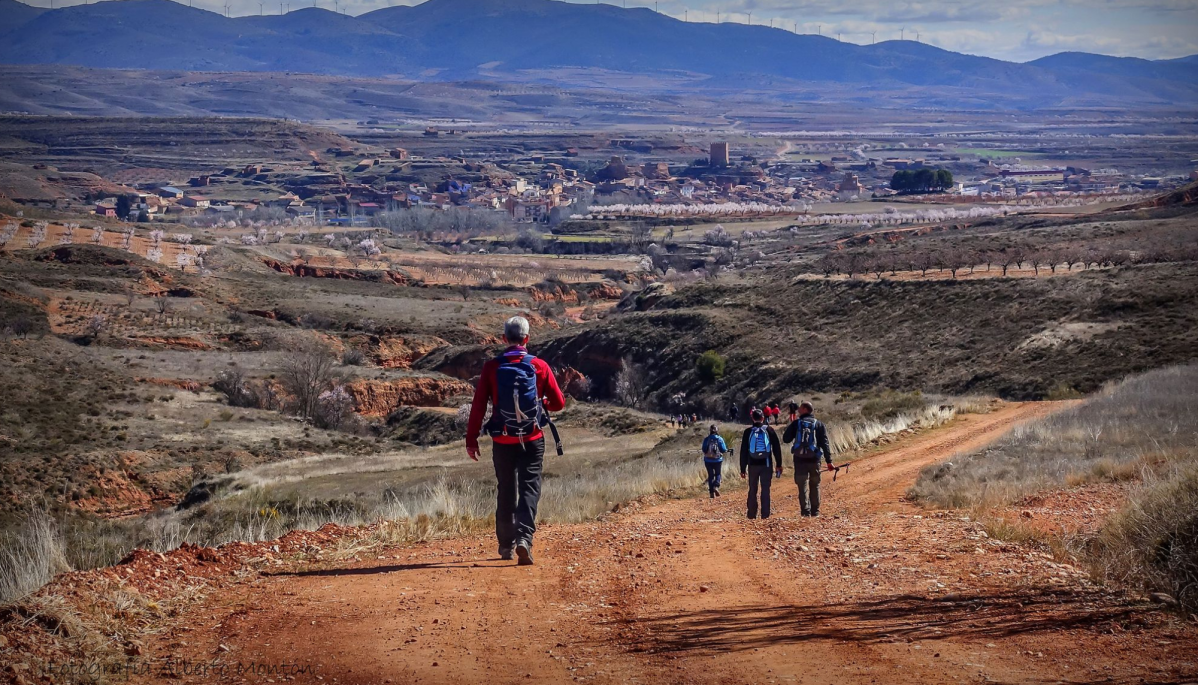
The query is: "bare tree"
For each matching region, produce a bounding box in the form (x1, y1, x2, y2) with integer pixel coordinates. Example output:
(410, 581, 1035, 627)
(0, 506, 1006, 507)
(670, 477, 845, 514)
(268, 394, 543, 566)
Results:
(944, 249, 967, 279)
(869, 256, 886, 280)
(913, 250, 935, 278)
(966, 250, 981, 275)
(886, 252, 900, 276)
(84, 314, 107, 340)
(842, 251, 863, 279)
(998, 250, 1017, 277)
(1063, 251, 1082, 272)
(279, 336, 339, 421)
(818, 252, 839, 278)
(1009, 245, 1028, 273)
(614, 355, 646, 408)
(155, 297, 171, 315)
(5, 314, 34, 339)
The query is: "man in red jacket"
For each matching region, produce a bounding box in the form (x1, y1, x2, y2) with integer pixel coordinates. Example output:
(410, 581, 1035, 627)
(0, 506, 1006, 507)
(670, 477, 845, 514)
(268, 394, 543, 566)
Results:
(467, 316, 566, 566)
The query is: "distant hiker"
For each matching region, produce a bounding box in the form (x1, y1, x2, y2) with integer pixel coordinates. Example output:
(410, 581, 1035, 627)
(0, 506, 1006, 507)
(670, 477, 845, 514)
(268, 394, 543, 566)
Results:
(691, 413, 698, 425)
(701, 424, 729, 498)
(782, 401, 834, 517)
(729, 403, 738, 422)
(466, 316, 566, 566)
(787, 401, 799, 425)
(739, 408, 782, 519)
(768, 403, 781, 425)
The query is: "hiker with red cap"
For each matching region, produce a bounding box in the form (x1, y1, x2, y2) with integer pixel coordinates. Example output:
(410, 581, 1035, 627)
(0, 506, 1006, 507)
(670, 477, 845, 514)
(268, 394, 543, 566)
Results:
(466, 316, 566, 566)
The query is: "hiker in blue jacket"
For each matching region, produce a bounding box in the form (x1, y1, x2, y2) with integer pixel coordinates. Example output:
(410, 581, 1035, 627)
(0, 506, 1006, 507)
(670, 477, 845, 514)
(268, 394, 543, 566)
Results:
(701, 424, 729, 498)
(739, 408, 783, 519)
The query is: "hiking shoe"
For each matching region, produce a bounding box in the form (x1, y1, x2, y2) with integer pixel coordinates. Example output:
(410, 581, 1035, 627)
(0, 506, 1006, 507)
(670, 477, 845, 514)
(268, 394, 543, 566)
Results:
(714, 488, 721, 498)
(515, 540, 534, 566)
(801, 511, 811, 517)
(811, 511, 820, 517)
(498, 545, 514, 561)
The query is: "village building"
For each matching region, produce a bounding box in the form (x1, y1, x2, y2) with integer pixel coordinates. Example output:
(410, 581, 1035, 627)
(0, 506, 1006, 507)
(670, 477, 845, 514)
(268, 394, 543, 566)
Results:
(180, 195, 210, 209)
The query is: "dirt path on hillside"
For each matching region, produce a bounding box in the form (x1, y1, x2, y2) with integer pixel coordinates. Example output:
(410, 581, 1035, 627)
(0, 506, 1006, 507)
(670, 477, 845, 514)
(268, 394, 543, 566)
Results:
(158, 403, 1197, 685)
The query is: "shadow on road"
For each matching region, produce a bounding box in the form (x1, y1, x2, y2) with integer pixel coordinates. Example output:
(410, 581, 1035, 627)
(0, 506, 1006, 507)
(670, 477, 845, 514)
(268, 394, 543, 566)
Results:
(621, 589, 1151, 655)
(264, 559, 514, 577)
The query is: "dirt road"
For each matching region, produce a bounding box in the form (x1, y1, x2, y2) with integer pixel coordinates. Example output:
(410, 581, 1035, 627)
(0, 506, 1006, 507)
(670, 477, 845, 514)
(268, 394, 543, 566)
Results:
(168, 403, 1197, 685)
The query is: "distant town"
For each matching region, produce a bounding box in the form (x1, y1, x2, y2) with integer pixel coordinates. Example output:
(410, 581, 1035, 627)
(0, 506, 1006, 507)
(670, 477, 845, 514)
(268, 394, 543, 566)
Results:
(31, 138, 1193, 228)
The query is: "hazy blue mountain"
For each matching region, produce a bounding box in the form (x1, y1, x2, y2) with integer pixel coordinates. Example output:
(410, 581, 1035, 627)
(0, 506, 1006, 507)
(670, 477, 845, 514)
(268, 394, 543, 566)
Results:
(1029, 52, 1198, 82)
(0, 0, 46, 36)
(0, 0, 1195, 106)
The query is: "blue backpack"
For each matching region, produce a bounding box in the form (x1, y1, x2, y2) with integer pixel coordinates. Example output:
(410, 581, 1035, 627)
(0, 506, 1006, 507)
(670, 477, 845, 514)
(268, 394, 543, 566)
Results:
(485, 353, 545, 439)
(793, 417, 821, 459)
(747, 425, 772, 466)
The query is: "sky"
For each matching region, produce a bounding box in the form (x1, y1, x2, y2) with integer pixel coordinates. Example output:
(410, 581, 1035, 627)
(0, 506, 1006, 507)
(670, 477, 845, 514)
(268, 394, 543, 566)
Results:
(29, 0, 1198, 62)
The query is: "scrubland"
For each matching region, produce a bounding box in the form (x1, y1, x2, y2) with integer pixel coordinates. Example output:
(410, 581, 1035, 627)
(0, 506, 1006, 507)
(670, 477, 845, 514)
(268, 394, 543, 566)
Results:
(912, 365, 1198, 612)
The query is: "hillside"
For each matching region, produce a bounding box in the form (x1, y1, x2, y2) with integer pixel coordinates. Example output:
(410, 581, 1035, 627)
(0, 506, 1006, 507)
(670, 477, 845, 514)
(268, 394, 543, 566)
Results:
(0, 0, 1196, 107)
(0, 0, 44, 36)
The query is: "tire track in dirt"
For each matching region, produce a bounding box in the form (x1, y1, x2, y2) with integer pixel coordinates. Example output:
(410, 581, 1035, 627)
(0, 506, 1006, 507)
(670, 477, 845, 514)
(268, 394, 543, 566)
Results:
(175, 402, 1198, 685)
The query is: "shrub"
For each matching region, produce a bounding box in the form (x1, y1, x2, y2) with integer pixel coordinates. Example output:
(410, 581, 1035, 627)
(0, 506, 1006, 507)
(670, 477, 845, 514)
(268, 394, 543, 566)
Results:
(860, 390, 924, 421)
(1045, 383, 1083, 400)
(702, 225, 733, 247)
(342, 347, 367, 366)
(695, 350, 726, 383)
(213, 367, 256, 408)
(1091, 467, 1198, 613)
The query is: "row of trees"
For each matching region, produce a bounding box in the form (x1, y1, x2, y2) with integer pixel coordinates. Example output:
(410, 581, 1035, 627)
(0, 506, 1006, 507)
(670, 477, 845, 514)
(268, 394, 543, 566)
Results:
(817, 239, 1198, 280)
(890, 168, 954, 193)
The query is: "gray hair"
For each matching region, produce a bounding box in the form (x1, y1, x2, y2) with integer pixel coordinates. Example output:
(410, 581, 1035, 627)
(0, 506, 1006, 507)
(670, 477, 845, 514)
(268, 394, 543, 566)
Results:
(503, 316, 530, 343)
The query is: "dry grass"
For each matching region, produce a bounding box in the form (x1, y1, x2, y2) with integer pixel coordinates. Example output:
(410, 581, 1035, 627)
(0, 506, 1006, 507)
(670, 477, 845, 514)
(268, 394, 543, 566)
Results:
(829, 403, 961, 455)
(0, 511, 69, 603)
(1089, 466, 1198, 612)
(910, 365, 1198, 509)
(911, 364, 1198, 612)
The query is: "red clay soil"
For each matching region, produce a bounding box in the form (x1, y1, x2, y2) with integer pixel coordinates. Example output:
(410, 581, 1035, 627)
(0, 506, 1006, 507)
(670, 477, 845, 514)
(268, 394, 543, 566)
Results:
(344, 377, 473, 417)
(260, 258, 411, 285)
(9, 402, 1174, 685)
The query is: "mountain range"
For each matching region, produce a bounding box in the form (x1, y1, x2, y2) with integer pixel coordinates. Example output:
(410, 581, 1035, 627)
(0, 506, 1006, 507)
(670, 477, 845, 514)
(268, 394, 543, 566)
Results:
(1, 0, 1196, 108)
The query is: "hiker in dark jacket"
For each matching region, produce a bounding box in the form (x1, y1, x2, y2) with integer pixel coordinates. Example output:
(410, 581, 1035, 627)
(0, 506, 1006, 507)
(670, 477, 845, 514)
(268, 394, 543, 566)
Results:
(466, 316, 566, 566)
(739, 408, 783, 519)
(701, 424, 729, 498)
(728, 403, 738, 422)
(781, 401, 834, 517)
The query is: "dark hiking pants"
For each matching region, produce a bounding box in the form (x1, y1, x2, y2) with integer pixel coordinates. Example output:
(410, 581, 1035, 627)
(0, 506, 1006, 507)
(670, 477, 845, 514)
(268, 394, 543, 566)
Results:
(746, 464, 773, 519)
(493, 438, 545, 548)
(794, 460, 823, 515)
(704, 460, 723, 495)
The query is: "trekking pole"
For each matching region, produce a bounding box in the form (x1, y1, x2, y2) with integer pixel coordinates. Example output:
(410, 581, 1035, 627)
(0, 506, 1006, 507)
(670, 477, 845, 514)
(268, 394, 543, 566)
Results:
(831, 462, 851, 481)
(546, 413, 564, 456)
